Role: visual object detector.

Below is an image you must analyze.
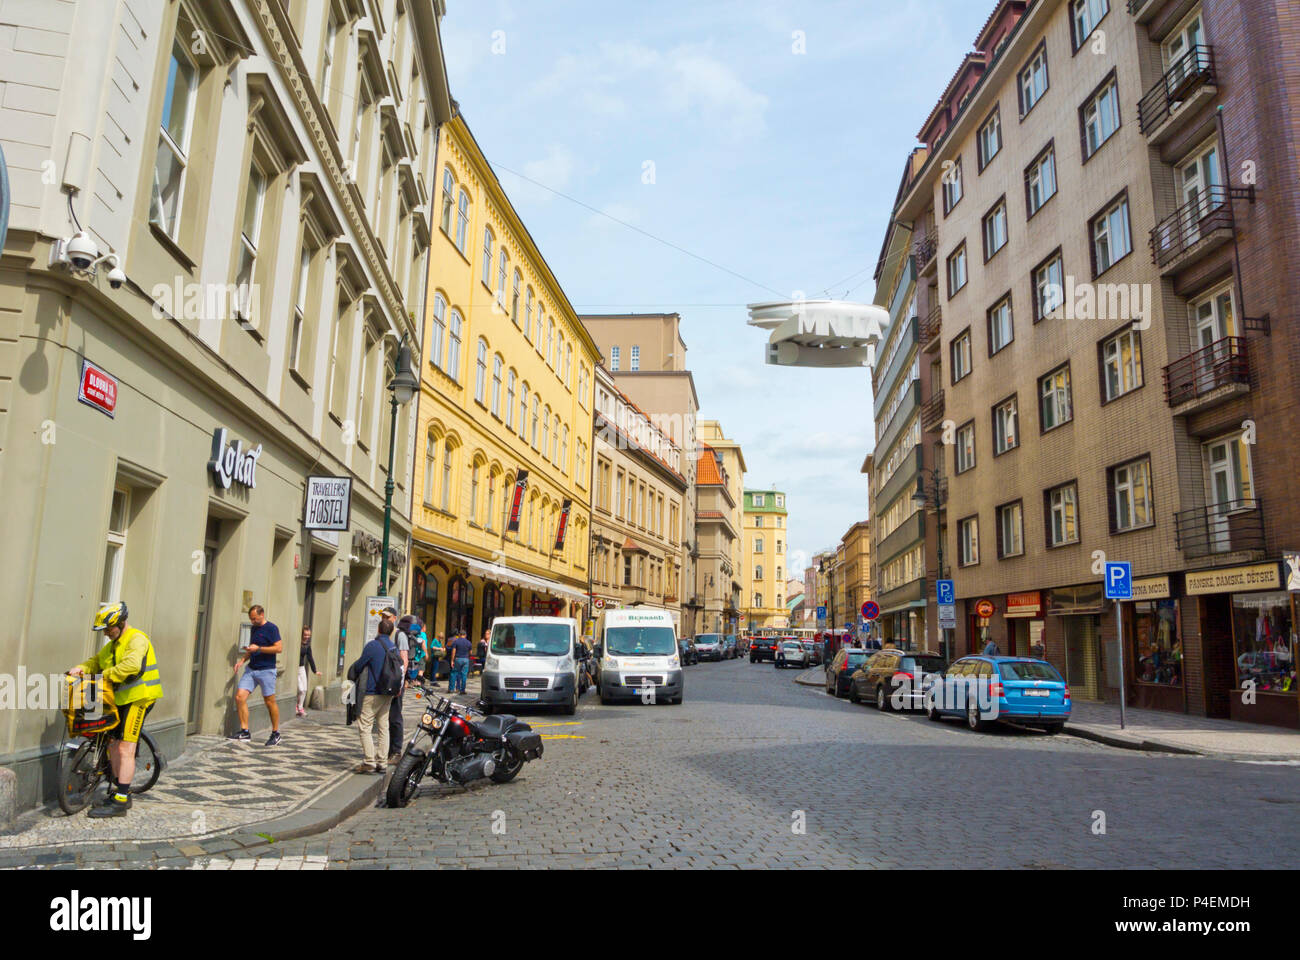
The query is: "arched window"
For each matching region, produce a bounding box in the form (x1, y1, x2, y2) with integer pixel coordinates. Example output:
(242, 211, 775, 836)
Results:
(551, 414, 560, 462)
(455, 189, 469, 252)
(756, 565, 763, 580)
(542, 405, 551, 458)
(556, 333, 565, 378)
(564, 343, 572, 386)
(440, 439, 454, 511)
(481, 583, 504, 637)
(486, 470, 498, 531)
(560, 425, 569, 472)
(491, 355, 503, 416)
(469, 460, 480, 521)
(518, 382, 529, 440)
(496, 247, 508, 302)
(481, 227, 494, 286)
(501, 472, 514, 532)
(430, 294, 446, 369)
(535, 306, 544, 353)
(474, 338, 487, 404)
(414, 567, 438, 636)
(525, 288, 534, 338)
(423, 431, 438, 504)
(440, 168, 454, 234)
(446, 576, 474, 638)
(505, 370, 516, 429)
(447, 309, 463, 379)
(530, 395, 540, 448)
(547, 319, 556, 367)
(511, 269, 521, 324)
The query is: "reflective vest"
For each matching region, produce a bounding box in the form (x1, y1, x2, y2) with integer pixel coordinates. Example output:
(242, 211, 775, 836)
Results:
(108, 627, 163, 704)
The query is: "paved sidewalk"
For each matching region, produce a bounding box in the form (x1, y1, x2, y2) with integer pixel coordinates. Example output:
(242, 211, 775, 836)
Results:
(0, 675, 482, 868)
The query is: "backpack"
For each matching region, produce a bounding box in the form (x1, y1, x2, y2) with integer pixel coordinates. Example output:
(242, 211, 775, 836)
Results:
(374, 638, 404, 696)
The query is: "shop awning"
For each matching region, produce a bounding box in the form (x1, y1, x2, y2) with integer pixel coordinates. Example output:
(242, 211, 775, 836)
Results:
(412, 538, 588, 603)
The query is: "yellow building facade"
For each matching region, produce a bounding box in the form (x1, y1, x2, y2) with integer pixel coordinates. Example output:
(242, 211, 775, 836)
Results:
(743, 490, 790, 631)
(409, 116, 600, 641)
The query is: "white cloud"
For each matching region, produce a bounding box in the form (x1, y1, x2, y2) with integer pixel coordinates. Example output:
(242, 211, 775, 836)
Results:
(522, 144, 578, 191)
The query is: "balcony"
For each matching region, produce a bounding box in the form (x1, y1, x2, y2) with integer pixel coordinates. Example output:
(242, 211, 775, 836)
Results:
(1139, 46, 1217, 146)
(921, 392, 946, 433)
(920, 303, 942, 353)
(1127, 0, 1160, 22)
(1162, 337, 1250, 413)
(1149, 185, 1252, 273)
(913, 233, 938, 276)
(1174, 500, 1266, 562)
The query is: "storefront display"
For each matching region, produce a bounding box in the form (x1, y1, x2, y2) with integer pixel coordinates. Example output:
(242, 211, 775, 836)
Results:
(1231, 591, 1296, 694)
(1132, 599, 1181, 686)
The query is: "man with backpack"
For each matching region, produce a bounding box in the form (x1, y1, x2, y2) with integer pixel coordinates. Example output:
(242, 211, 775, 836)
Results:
(351, 619, 403, 774)
(388, 613, 420, 764)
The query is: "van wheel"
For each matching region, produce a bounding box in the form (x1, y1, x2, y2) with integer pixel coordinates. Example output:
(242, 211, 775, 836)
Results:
(600, 690, 613, 705)
(563, 687, 578, 715)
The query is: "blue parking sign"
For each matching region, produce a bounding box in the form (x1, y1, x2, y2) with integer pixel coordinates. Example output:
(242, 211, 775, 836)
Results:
(936, 579, 954, 605)
(1104, 562, 1132, 600)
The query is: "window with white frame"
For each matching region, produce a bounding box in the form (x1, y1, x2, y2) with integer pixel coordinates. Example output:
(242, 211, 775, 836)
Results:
(535, 308, 544, 353)
(524, 287, 534, 336)
(234, 161, 266, 323)
(511, 269, 521, 324)
(947, 244, 968, 296)
(942, 158, 963, 214)
(440, 167, 454, 235)
(997, 501, 1024, 558)
(447, 309, 463, 380)
(1047, 482, 1079, 546)
(1070, 0, 1109, 50)
(455, 189, 469, 254)
(150, 38, 199, 238)
(1018, 43, 1048, 116)
(506, 370, 516, 428)
(956, 422, 975, 473)
(1081, 75, 1121, 159)
(518, 382, 529, 440)
(474, 338, 487, 405)
(988, 296, 1013, 354)
(530, 394, 540, 448)
(1101, 327, 1143, 401)
(993, 396, 1018, 454)
(610, 346, 620, 370)
(753, 493, 765, 506)
(440, 439, 454, 511)
(289, 244, 313, 374)
(630, 345, 640, 371)
(978, 109, 1002, 170)
(1110, 456, 1153, 532)
(951, 330, 972, 382)
(1033, 252, 1064, 321)
(101, 487, 130, 604)
(982, 198, 1008, 260)
(481, 228, 494, 286)
(755, 536, 764, 553)
(1025, 144, 1057, 216)
(958, 516, 980, 566)
(1091, 195, 1132, 274)
(423, 433, 437, 505)
(542, 405, 551, 458)
(491, 355, 503, 417)
(497, 248, 508, 305)
(1039, 364, 1073, 431)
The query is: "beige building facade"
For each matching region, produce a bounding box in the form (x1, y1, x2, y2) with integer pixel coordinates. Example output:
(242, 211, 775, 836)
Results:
(694, 444, 739, 635)
(699, 421, 746, 625)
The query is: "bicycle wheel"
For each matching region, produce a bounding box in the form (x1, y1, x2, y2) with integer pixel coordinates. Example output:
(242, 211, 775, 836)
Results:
(130, 732, 163, 794)
(58, 738, 104, 815)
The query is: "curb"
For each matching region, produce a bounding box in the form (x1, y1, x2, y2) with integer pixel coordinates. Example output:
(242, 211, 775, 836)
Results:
(1062, 724, 1202, 756)
(232, 769, 386, 845)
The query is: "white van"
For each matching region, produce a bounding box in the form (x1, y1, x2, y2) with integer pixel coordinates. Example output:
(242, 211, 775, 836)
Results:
(481, 616, 585, 715)
(597, 608, 682, 705)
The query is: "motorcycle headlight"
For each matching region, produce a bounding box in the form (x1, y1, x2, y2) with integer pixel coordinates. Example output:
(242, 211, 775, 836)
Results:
(421, 713, 435, 726)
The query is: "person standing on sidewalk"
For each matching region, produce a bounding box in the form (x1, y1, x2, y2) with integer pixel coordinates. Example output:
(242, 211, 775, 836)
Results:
(448, 630, 472, 694)
(231, 605, 283, 746)
(351, 619, 399, 773)
(387, 613, 418, 764)
(423, 632, 445, 688)
(475, 630, 489, 676)
(296, 626, 321, 717)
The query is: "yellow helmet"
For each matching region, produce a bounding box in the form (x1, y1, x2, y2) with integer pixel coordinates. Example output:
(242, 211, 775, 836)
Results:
(93, 602, 128, 631)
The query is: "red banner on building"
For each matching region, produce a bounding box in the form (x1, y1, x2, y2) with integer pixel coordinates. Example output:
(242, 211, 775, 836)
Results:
(506, 471, 529, 532)
(554, 498, 572, 551)
(77, 358, 117, 418)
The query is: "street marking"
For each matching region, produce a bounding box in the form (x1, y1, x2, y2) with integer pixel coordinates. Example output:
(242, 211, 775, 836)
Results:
(529, 721, 584, 728)
(540, 733, 585, 740)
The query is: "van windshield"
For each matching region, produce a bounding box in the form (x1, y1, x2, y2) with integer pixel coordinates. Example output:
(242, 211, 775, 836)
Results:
(607, 626, 677, 656)
(491, 622, 571, 657)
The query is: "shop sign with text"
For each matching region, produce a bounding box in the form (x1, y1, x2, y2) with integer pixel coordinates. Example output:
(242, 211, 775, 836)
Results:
(210, 427, 262, 490)
(1185, 563, 1280, 595)
(77, 358, 118, 418)
(304, 476, 352, 531)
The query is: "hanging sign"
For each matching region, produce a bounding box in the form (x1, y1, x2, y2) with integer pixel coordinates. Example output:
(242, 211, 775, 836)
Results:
(210, 427, 263, 490)
(77, 358, 118, 418)
(554, 498, 573, 551)
(507, 470, 529, 532)
(304, 476, 352, 531)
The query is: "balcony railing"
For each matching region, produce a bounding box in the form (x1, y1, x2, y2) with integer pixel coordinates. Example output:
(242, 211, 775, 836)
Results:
(1174, 500, 1265, 560)
(913, 233, 937, 271)
(1149, 184, 1251, 267)
(920, 302, 942, 348)
(921, 392, 945, 432)
(1139, 45, 1216, 135)
(1162, 337, 1249, 407)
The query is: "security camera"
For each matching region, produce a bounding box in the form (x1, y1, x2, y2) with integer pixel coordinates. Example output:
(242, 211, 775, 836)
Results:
(106, 263, 126, 290)
(65, 231, 98, 271)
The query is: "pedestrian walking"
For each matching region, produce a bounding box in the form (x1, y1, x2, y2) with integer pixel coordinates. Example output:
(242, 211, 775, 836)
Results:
(448, 629, 472, 694)
(982, 637, 1001, 656)
(423, 632, 445, 687)
(406, 617, 427, 682)
(296, 626, 321, 717)
(231, 604, 283, 746)
(349, 619, 402, 774)
(475, 630, 489, 676)
(383, 607, 411, 764)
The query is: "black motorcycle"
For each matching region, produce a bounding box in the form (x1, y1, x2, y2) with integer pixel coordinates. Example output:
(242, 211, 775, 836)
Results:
(385, 685, 544, 808)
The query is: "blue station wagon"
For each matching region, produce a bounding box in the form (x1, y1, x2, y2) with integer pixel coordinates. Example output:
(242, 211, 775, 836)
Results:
(926, 656, 1070, 733)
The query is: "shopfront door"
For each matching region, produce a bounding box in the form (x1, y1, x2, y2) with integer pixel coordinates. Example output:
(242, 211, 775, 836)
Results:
(1064, 615, 1100, 699)
(187, 519, 220, 734)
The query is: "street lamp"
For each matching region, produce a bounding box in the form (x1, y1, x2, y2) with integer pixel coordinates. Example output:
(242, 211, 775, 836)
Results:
(912, 466, 948, 659)
(380, 336, 419, 591)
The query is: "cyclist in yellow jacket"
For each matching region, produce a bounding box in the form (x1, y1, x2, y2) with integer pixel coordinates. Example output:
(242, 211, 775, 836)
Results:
(67, 602, 163, 817)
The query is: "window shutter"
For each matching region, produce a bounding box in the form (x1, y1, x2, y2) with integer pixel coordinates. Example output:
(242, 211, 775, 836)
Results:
(1105, 466, 1118, 534)
(995, 507, 1004, 558)
(1043, 489, 1053, 549)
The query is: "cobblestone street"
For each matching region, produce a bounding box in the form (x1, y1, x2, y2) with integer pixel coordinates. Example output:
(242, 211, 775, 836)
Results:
(162, 660, 1300, 870)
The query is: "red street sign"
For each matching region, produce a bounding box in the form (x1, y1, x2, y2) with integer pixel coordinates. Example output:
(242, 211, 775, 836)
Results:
(861, 601, 880, 621)
(77, 358, 117, 417)
(506, 470, 529, 532)
(975, 598, 995, 618)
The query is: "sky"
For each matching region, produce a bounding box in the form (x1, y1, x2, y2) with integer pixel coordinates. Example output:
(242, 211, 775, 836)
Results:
(439, 0, 993, 578)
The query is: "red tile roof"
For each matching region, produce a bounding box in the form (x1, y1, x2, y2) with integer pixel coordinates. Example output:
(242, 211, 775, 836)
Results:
(696, 444, 725, 486)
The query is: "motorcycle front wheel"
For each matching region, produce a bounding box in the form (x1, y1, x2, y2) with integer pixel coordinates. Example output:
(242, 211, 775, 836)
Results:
(490, 745, 525, 783)
(385, 751, 428, 808)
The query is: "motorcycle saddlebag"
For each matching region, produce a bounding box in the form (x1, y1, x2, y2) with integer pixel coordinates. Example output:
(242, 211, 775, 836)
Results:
(506, 729, 543, 761)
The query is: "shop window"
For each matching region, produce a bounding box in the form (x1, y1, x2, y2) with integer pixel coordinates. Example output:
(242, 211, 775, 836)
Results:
(1232, 593, 1295, 694)
(445, 576, 475, 638)
(412, 569, 438, 636)
(1132, 600, 1182, 686)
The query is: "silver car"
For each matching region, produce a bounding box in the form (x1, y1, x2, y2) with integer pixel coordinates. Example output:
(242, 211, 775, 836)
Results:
(774, 640, 808, 669)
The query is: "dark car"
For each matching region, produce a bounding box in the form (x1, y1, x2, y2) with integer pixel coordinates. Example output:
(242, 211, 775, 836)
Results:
(678, 638, 699, 666)
(824, 647, 875, 697)
(749, 636, 779, 663)
(849, 650, 948, 711)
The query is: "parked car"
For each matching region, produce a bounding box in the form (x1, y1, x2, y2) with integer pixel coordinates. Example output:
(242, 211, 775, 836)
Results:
(749, 636, 779, 663)
(849, 650, 948, 711)
(774, 639, 808, 669)
(678, 638, 699, 666)
(725, 634, 739, 659)
(824, 647, 875, 697)
(694, 634, 725, 662)
(801, 640, 823, 667)
(926, 656, 1070, 732)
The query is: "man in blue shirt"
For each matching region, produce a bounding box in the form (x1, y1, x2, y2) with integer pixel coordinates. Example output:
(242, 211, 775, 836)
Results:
(448, 630, 472, 694)
(231, 604, 283, 746)
(351, 619, 398, 773)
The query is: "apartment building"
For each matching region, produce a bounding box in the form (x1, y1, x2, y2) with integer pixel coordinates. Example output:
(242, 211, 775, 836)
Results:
(695, 445, 739, 635)
(839, 520, 873, 637)
(0, 0, 451, 807)
(699, 420, 747, 624)
(409, 115, 600, 640)
(883, 0, 1300, 723)
(590, 364, 688, 631)
(742, 489, 790, 630)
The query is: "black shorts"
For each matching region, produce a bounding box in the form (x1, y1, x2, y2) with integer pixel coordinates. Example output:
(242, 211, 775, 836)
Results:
(110, 700, 155, 743)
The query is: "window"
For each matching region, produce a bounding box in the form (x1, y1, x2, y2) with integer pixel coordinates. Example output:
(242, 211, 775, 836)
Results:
(150, 39, 198, 238)
(101, 487, 130, 604)
(542, 404, 551, 458)
(630, 345, 640, 371)
(615, 471, 625, 519)
(1018, 43, 1049, 116)
(506, 370, 516, 429)
(561, 426, 569, 472)
(1039, 364, 1073, 431)
(423, 434, 437, 505)
(491, 355, 503, 417)
(469, 462, 480, 522)
(511, 269, 521, 324)
(951, 329, 972, 383)
(753, 494, 765, 506)
(441, 440, 454, 511)
(1033, 251, 1064, 322)
(1025, 143, 1057, 217)
(609, 346, 620, 371)
(955, 421, 975, 473)
(1110, 457, 1153, 532)
(1046, 483, 1079, 546)
(1091, 194, 1132, 275)
(289, 244, 313, 374)
(775, 494, 784, 507)
(958, 515, 980, 566)
(578, 365, 588, 405)
(535, 308, 544, 353)
(1070, 0, 1109, 50)
(941, 158, 963, 214)
(430, 294, 446, 369)
(997, 501, 1024, 558)
(481, 228, 494, 286)
(497, 248, 508, 304)
(455, 188, 469, 253)
(987, 296, 1013, 355)
(1080, 74, 1121, 160)
(234, 162, 266, 322)
(474, 338, 487, 405)
(440, 168, 455, 234)
(946, 244, 968, 297)
(1101, 327, 1143, 402)
(486, 472, 497, 531)
(562, 339, 571, 386)
(755, 516, 763, 528)
(993, 396, 1018, 455)
(530, 395, 539, 449)
(447, 309, 463, 380)
(755, 566, 763, 580)
(982, 197, 1008, 261)
(755, 536, 764, 553)
(319, 8, 338, 106)
(551, 414, 560, 463)
(518, 382, 528, 440)
(977, 109, 1002, 170)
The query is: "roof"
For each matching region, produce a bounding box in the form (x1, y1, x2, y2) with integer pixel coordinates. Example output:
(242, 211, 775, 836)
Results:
(696, 445, 725, 486)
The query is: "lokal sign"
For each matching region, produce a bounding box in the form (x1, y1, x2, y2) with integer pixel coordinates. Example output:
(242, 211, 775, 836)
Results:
(209, 427, 263, 490)
(77, 358, 118, 417)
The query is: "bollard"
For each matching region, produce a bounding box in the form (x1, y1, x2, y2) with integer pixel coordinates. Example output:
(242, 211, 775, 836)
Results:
(0, 766, 16, 831)
(310, 685, 325, 711)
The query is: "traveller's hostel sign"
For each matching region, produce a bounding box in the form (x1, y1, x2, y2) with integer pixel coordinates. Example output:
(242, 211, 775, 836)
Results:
(507, 470, 529, 533)
(77, 358, 118, 417)
(209, 427, 263, 489)
(304, 476, 352, 531)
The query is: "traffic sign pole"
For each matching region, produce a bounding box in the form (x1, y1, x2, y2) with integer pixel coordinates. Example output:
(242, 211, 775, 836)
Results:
(1116, 603, 1127, 730)
(1104, 562, 1132, 731)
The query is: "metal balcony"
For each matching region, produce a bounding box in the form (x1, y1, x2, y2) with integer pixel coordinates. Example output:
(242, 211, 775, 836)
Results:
(1149, 185, 1252, 271)
(920, 303, 942, 352)
(921, 392, 946, 433)
(1174, 500, 1265, 560)
(1127, 0, 1159, 22)
(1162, 337, 1250, 409)
(913, 233, 938, 275)
(1139, 46, 1216, 142)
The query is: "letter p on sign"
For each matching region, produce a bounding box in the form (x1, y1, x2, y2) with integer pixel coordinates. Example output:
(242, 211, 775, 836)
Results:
(1104, 561, 1132, 600)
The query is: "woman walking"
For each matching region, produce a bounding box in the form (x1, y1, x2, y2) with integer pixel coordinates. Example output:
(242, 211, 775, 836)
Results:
(297, 626, 321, 717)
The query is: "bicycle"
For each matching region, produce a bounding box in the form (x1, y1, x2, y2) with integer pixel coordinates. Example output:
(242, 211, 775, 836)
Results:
(57, 726, 164, 815)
